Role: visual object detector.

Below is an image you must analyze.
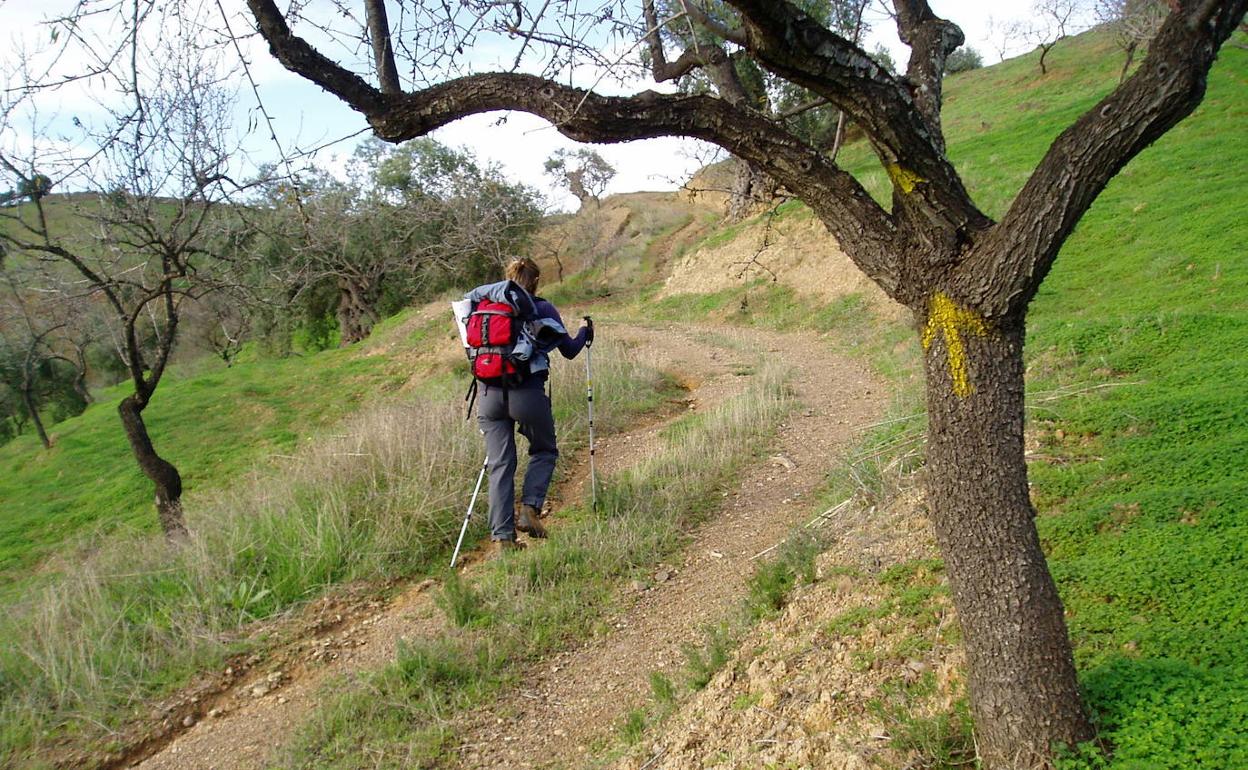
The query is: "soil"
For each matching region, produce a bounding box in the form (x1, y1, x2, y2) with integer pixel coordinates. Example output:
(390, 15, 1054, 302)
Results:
(608, 491, 962, 770)
(111, 319, 887, 770)
(660, 213, 907, 324)
(451, 323, 886, 770)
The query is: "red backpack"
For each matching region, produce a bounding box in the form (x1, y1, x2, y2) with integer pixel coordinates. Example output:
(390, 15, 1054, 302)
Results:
(466, 298, 528, 385)
(461, 280, 538, 389)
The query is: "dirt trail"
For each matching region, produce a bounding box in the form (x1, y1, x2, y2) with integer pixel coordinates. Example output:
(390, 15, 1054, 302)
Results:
(452, 324, 884, 769)
(129, 321, 883, 770)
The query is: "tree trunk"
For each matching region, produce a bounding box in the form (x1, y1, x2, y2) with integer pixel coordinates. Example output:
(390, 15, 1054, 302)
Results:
(565, 169, 596, 210)
(919, 303, 1093, 767)
(71, 347, 92, 404)
(727, 159, 774, 222)
(73, 369, 92, 404)
(21, 385, 51, 450)
(1038, 43, 1053, 75)
(118, 394, 186, 537)
(828, 110, 849, 163)
(336, 275, 380, 345)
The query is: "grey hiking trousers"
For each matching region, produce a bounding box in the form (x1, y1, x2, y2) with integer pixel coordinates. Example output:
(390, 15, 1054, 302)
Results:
(477, 384, 558, 540)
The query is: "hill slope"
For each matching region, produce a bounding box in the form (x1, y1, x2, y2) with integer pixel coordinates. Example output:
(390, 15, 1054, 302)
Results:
(1, 24, 1243, 769)
(0, 344, 412, 587)
(607, 27, 1248, 769)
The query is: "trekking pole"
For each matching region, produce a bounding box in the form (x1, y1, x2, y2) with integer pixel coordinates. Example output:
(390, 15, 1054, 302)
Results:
(584, 317, 598, 512)
(451, 452, 488, 568)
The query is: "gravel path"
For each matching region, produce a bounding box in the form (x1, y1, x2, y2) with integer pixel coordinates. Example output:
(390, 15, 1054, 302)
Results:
(451, 324, 885, 769)
(127, 321, 884, 770)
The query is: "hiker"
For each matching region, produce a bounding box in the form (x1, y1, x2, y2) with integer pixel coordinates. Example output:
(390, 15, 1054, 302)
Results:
(463, 258, 592, 553)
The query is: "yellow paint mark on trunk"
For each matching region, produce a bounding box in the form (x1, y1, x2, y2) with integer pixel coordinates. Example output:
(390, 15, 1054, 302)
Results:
(922, 292, 988, 399)
(886, 163, 927, 194)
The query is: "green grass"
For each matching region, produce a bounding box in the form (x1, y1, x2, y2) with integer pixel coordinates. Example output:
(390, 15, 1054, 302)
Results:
(1005, 39, 1245, 770)
(0, 347, 408, 588)
(281, 362, 793, 768)
(744, 530, 822, 620)
(834, 29, 1248, 768)
(0, 335, 669, 765)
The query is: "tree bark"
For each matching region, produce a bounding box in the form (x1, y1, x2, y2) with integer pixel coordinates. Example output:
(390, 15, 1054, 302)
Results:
(919, 302, 1093, 765)
(336, 275, 380, 345)
(726, 160, 774, 222)
(21, 383, 51, 450)
(118, 394, 186, 537)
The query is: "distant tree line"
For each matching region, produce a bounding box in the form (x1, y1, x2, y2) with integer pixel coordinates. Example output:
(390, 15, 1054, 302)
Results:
(0, 134, 541, 445)
(0, 1, 545, 534)
(260, 138, 542, 347)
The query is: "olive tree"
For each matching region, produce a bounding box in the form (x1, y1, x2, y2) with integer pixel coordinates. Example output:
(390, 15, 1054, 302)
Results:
(243, 0, 1245, 764)
(543, 148, 616, 209)
(262, 138, 541, 344)
(0, 5, 252, 536)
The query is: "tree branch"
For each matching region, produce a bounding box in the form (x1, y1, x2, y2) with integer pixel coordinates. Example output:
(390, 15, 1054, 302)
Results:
(892, 0, 964, 151)
(369, 74, 900, 289)
(721, 0, 990, 251)
(364, 0, 402, 95)
(642, 1, 708, 82)
(240, 1, 907, 295)
(681, 0, 747, 45)
(964, 0, 1247, 318)
(245, 0, 387, 115)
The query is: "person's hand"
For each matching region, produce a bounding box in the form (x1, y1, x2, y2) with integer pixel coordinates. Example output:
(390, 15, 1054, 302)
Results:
(582, 315, 594, 345)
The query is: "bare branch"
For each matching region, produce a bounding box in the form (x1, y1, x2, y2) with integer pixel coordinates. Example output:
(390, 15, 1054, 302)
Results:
(245, 0, 386, 115)
(892, 0, 965, 149)
(681, 0, 747, 45)
(364, 0, 402, 94)
(642, 1, 707, 82)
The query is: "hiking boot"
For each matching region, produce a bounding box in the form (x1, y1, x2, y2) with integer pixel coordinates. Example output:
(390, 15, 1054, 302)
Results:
(493, 538, 526, 555)
(516, 503, 547, 538)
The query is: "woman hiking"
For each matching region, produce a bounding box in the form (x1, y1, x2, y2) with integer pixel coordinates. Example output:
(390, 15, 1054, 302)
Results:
(464, 257, 592, 553)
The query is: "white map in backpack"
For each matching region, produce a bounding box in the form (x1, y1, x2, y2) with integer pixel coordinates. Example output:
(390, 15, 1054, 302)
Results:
(451, 299, 473, 349)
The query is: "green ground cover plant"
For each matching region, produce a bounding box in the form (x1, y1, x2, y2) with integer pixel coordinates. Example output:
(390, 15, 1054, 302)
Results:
(0, 335, 667, 765)
(999, 43, 1244, 770)
(839, 30, 1247, 767)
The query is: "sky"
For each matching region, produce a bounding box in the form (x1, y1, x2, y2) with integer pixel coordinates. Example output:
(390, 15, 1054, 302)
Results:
(1, 0, 1054, 210)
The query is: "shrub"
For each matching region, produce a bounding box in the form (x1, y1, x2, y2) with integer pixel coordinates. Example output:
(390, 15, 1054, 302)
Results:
(945, 46, 984, 74)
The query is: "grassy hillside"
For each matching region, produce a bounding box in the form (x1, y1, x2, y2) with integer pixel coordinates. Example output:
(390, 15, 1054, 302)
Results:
(609, 28, 1245, 768)
(0, 311, 674, 763)
(0, 322, 425, 589)
(835, 30, 1246, 767)
(1014, 52, 1246, 770)
(1, 24, 1243, 768)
